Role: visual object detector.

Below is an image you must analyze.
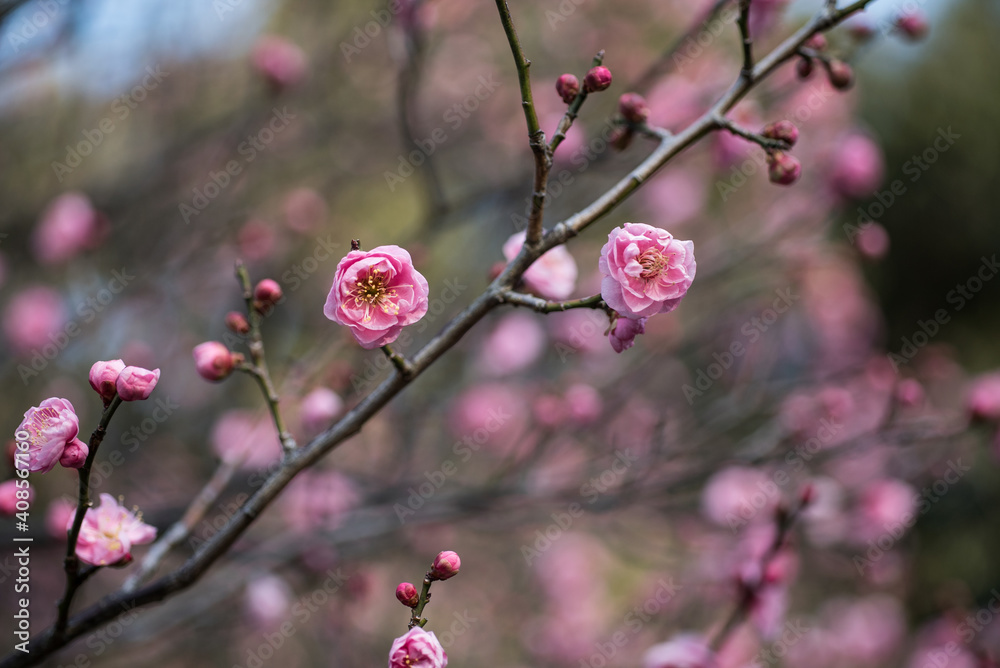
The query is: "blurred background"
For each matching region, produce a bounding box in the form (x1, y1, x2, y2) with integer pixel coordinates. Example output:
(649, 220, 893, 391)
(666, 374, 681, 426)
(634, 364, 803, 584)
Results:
(1, 0, 1000, 666)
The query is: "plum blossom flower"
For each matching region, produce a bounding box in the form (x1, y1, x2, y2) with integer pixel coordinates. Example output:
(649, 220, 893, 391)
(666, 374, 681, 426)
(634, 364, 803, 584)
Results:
(3, 286, 66, 355)
(32, 192, 105, 265)
(643, 634, 714, 668)
(599, 223, 696, 318)
(388, 627, 448, 668)
(116, 366, 160, 401)
(251, 35, 308, 90)
(17, 398, 80, 473)
(609, 316, 647, 353)
(503, 231, 578, 300)
(89, 359, 126, 403)
(71, 494, 156, 566)
(324, 245, 429, 349)
(0, 480, 32, 516)
(299, 387, 344, 436)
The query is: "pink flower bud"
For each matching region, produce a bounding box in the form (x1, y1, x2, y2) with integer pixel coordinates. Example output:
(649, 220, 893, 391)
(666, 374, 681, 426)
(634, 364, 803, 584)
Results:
(767, 151, 802, 185)
(896, 378, 925, 407)
(254, 279, 284, 310)
(89, 359, 126, 403)
(429, 550, 461, 580)
(805, 34, 828, 50)
(396, 582, 419, 607)
(116, 366, 160, 401)
(300, 387, 344, 436)
(609, 316, 647, 353)
(583, 66, 612, 93)
(251, 35, 308, 91)
(225, 311, 250, 334)
(796, 57, 814, 79)
(618, 92, 649, 124)
(847, 18, 876, 42)
(59, 438, 89, 469)
(761, 120, 799, 147)
(555, 74, 580, 104)
(193, 341, 236, 382)
(826, 59, 854, 90)
(0, 480, 32, 516)
(895, 11, 928, 40)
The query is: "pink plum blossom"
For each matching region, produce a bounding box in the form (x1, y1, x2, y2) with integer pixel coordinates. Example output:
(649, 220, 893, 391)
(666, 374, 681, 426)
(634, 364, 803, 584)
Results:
(449, 383, 528, 457)
(211, 410, 282, 469)
(388, 627, 448, 668)
(3, 286, 66, 356)
(564, 383, 602, 423)
(115, 366, 160, 401)
(46, 498, 75, 539)
(0, 480, 31, 516)
(477, 312, 546, 376)
(244, 575, 292, 630)
(251, 35, 308, 90)
(89, 359, 126, 403)
(17, 397, 80, 473)
(324, 245, 429, 349)
(701, 466, 777, 528)
(503, 231, 578, 300)
(643, 634, 715, 668)
(32, 192, 105, 265)
(856, 222, 890, 259)
(283, 187, 327, 233)
(830, 134, 884, 199)
(281, 470, 359, 532)
(430, 550, 461, 580)
(609, 316, 647, 353)
(599, 223, 696, 318)
(299, 387, 344, 436)
(71, 493, 156, 566)
(856, 478, 917, 542)
(968, 372, 1000, 420)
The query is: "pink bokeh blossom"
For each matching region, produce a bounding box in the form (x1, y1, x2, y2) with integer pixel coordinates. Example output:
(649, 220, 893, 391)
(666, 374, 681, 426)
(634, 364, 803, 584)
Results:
(503, 231, 578, 300)
(3, 286, 66, 356)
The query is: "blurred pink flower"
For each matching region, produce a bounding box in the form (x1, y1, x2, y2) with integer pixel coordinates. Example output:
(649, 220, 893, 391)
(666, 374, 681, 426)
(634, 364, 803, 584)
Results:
(244, 575, 292, 630)
(701, 466, 777, 528)
(477, 312, 546, 376)
(448, 383, 528, 456)
(193, 341, 236, 382)
(856, 223, 890, 260)
(299, 387, 344, 436)
(388, 627, 447, 668)
(643, 634, 715, 668)
(856, 478, 917, 541)
(17, 397, 80, 473)
(32, 192, 105, 265)
(238, 219, 279, 261)
(251, 35, 308, 90)
(282, 470, 359, 532)
(599, 223, 696, 318)
(825, 595, 906, 664)
(0, 480, 31, 516)
(830, 133, 884, 199)
(968, 372, 1000, 420)
(503, 231, 578, 300)
(46, 498, 75, 539)
(116, 365, 160, 401)
(564, 384, 602, 423)
(283, 187, 327, 233)
(324, 245, 429, 349)
(211, 410, 282, 469)
(640, 169, 706, 228)
(3, 286, 66, 355)
(72, 493, 156, 566)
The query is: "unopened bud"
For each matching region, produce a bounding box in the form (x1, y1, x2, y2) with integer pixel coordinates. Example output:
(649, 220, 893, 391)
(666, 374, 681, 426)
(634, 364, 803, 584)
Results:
(761, 120, 799, 147)
(796, 56, 814, 79)
(826, 59, 854, 90)
(59, 438, 89, 469)
(429, 550, 461, 580)
(193, 341, 235, 382)
(395, 582, 419, 608)
(225, 311, 250, 334)
(618, 93, 649, 124)
(583, 66, 612, 93)
(555, 74, 580, 104)
(895, 11, 928, 40)
(805, 34, 828, 50)
(609, 127, 634, 151)
(254, 279, 283, 310)
(767, 151, 802, 185)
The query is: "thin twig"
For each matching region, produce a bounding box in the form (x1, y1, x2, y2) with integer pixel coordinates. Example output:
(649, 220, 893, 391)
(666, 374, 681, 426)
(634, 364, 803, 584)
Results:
(499, 291, 607, 313)
(737, 0, 754, 77)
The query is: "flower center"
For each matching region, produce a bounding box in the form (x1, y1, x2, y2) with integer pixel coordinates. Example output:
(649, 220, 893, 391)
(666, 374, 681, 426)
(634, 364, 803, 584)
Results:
(351, 269, 400, 321)
(28, 407, 59, 446)
(638, 248, 669, 279)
